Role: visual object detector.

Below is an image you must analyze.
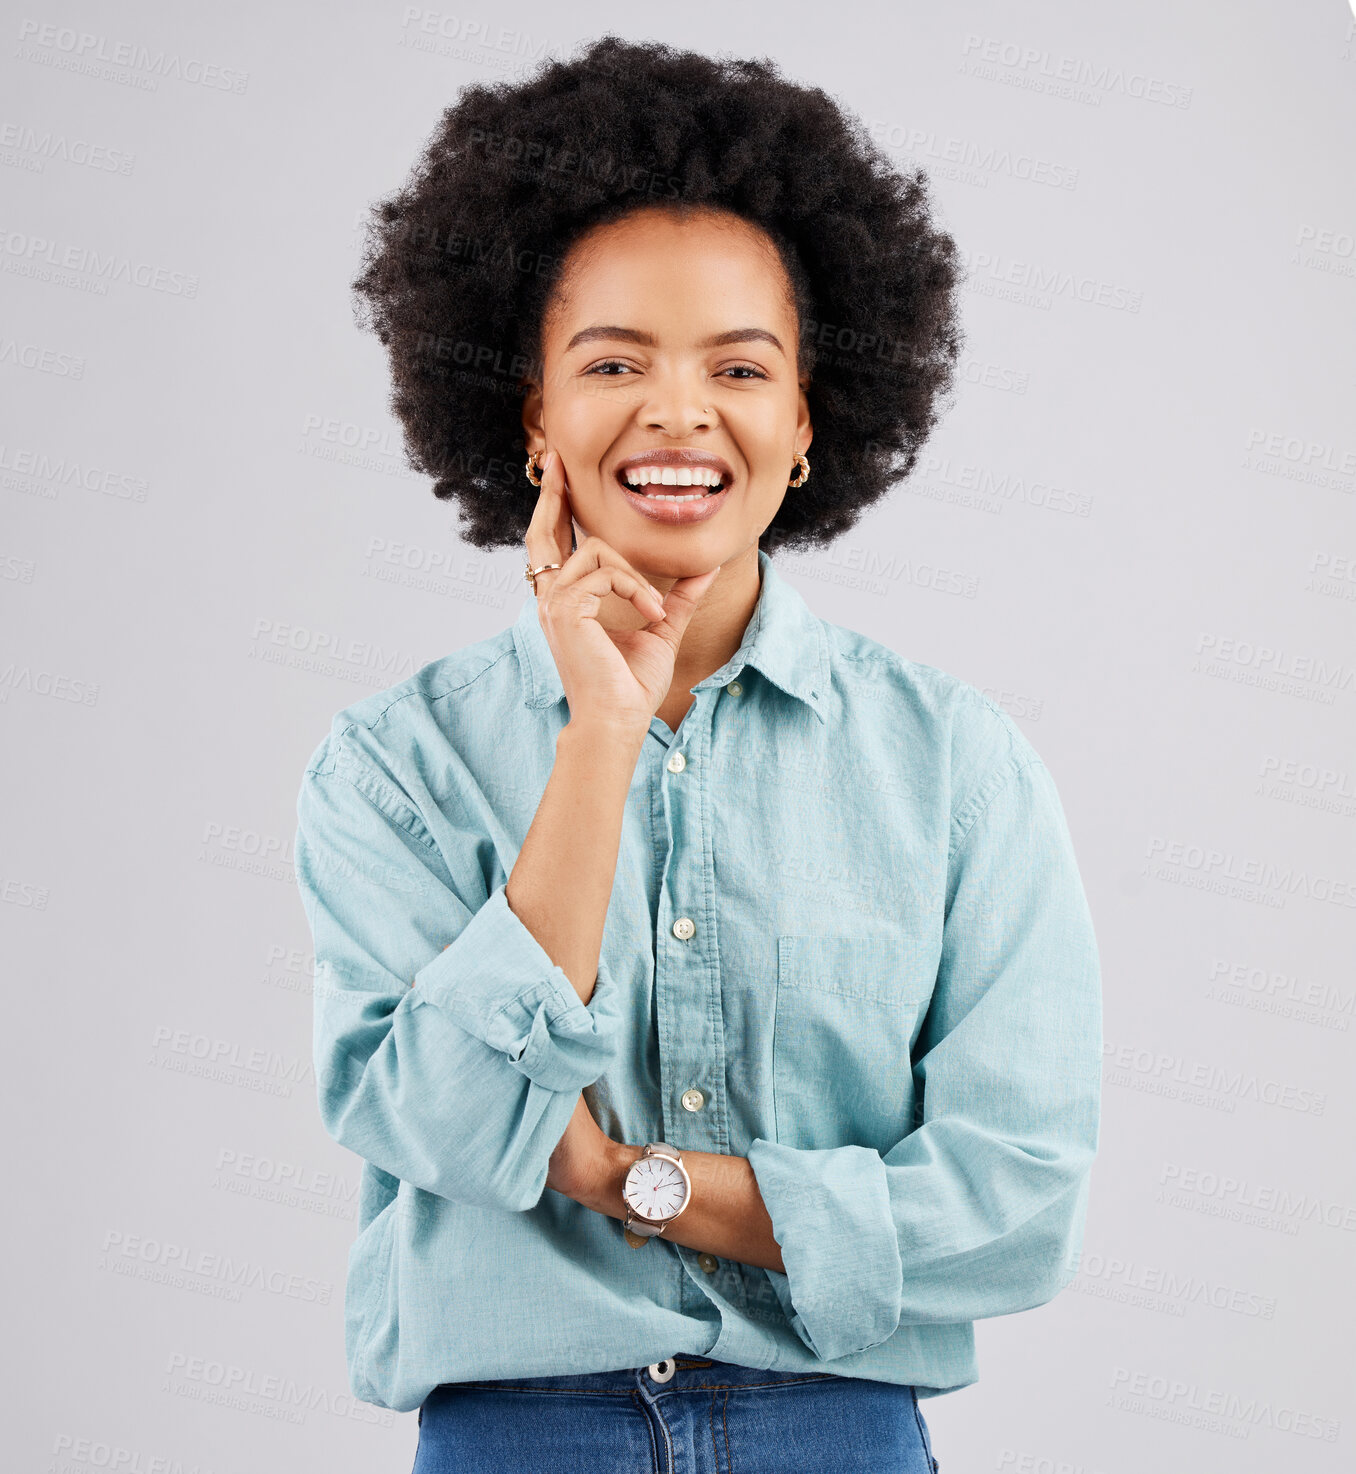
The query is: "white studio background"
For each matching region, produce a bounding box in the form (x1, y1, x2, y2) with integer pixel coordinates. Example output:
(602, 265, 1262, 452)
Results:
(3, 2, 1353, 1470)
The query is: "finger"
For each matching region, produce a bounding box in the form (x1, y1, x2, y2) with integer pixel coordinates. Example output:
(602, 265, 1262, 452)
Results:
(523, 448, 573, 597)
(545, 450, 574, 561)
(547, 528, 669, 622)
(567, 564, 667, 624)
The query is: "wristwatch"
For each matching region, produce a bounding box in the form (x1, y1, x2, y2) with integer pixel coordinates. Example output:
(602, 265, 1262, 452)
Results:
(622, 1143, 692, 1248)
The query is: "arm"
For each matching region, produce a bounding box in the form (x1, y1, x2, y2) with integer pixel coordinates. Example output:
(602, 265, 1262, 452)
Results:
(295, 719, 644, 1213)
(640, 752, 1102, 1364)
(573, 1142, 787, 1275)
(505, 720, 645, 1004)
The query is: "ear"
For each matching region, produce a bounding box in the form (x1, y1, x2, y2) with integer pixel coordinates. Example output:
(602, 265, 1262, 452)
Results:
(520, 376, 544, 453)
(795, 378, 814, 459)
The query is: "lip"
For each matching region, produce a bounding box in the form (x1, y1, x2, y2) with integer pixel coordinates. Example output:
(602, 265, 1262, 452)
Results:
(613, 447, 736, 527)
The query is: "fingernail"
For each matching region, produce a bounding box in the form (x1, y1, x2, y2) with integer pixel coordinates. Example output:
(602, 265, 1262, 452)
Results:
(649, 585, 664, 605)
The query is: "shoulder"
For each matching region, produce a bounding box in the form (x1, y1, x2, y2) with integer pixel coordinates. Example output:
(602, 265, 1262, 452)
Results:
(818, 614, 1045, 839)
(298, 622, 522, 800)
(820, 614, 1035, 758)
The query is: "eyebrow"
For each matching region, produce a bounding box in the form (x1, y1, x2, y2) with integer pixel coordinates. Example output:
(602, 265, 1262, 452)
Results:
(564, 325, 786, 356)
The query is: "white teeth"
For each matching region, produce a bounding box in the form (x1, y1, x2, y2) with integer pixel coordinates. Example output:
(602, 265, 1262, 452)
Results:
(621, 464, 727, 494)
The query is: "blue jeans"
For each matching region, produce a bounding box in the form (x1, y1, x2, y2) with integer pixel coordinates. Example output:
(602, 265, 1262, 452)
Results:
(414, 1355, 941, 1472)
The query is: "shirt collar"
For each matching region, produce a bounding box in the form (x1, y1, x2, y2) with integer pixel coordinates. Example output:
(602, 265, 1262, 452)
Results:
(512, 547, 829, 724)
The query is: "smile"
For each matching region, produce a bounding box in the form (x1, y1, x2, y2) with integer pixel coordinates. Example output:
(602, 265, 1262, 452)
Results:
(617, 465, 726, 499)
(611, 449, 737, 526)
(613, 469, 733, 525)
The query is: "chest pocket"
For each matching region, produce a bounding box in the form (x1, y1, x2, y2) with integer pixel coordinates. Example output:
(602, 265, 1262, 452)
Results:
(772, 934, 932, 1157)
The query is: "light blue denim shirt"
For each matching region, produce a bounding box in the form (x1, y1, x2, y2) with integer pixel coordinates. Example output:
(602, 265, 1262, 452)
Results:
(294, 548, 1102, 1413)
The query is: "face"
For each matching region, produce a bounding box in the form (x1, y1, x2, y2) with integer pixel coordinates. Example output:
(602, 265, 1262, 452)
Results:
(520, 205, 812, 582)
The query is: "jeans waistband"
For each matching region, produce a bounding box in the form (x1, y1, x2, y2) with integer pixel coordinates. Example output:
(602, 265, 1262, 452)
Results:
(431, 1355, 847, 1396)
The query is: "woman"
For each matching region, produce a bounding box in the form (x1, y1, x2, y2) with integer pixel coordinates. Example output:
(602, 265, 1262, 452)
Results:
(294, 35, 1102, 1474)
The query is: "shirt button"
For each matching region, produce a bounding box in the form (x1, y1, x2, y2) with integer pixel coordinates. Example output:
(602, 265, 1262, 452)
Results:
(672, 916, 695, 940)
(681, 1088, 705, 1112)
(697, 1253, 719, 1274)
(666, 751, 686, 773)
(726, 680, 742, 695)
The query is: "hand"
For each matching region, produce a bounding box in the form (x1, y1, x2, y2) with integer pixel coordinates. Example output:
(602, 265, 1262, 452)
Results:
(545, 1088, 618, 1203)
(525, 448, 722, 740)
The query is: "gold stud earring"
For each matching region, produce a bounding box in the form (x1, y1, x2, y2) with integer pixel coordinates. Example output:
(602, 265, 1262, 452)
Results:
(525, 450, 545, 486)
(788, 453, 810, 488)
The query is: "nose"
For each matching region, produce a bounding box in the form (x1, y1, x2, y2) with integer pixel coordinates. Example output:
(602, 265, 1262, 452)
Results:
(639, 367, 716, 438)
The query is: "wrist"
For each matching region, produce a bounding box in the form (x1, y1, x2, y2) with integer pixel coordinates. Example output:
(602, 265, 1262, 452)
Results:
(581, 1139, 643, 1219)
(560, 717, 648, 756)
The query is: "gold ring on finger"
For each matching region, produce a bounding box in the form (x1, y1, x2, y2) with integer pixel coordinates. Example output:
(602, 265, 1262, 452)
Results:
(525, 560, 562, 595)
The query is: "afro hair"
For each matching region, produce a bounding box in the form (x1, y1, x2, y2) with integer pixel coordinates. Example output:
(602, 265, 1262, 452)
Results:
(351, 34, 966, 555)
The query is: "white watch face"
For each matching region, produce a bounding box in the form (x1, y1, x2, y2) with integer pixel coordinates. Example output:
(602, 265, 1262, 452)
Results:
(624, 1154, 688, 1220)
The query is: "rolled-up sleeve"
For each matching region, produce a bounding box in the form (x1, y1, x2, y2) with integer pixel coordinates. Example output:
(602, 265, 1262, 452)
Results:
(295, 747, 623, 1213)
(748, 751, 1102, 1363)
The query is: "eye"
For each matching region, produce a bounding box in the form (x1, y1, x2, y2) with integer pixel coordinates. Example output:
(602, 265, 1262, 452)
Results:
(583, 359, 770, 380)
